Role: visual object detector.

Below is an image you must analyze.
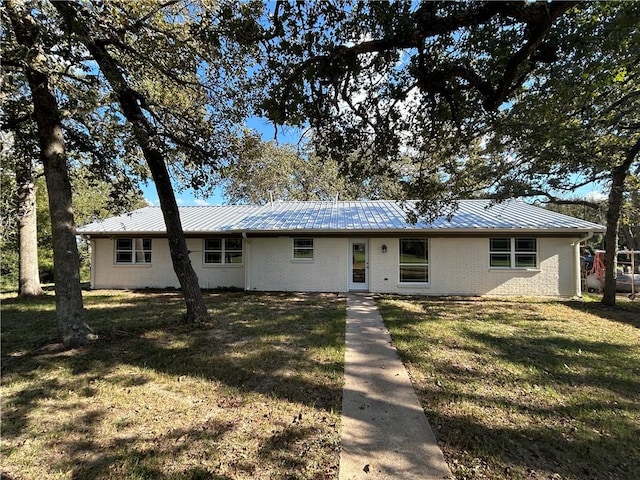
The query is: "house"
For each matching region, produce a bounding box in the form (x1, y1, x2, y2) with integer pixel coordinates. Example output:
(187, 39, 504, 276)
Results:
(77, 199, 606, 297)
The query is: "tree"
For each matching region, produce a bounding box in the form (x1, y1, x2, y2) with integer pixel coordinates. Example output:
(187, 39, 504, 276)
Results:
(223, 132, 405, 204)
(257, 2, 639, 305)
(1, 53, 44, 295)
(0, 129, 44, 295)
(4, 0, 93, 346)
(2, 0, 146, 300)
(257, 1, 579, 217)
(0, 133, 20, 290)
(478, 2, 640, 305)
(620, 176, 640, 251)
(15, 153, 44, 296)
(51, 0, 263, 322)
(55, 1, 206, 322)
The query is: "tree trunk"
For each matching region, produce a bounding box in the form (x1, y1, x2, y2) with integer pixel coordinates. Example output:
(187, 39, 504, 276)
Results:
(16, 158, 44, 296)
(54, 2, 208, 322)
(7, 0, 94, 346)
(601, 138, 640, 306)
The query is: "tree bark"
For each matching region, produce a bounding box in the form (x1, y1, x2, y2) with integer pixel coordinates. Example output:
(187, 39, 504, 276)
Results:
(602, 137, 640, 306)
(16, 157, 44, 296)
(54, 2, 208, 322)
(7, 0, 94, 346)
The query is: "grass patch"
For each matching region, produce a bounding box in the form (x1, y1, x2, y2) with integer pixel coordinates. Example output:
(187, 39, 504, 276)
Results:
(377, 295, 640, 480)
(1, 290, 345, 479)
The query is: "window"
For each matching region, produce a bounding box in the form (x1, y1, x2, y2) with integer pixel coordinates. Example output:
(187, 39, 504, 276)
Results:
(115, 238, 151, 264)
(293, 238, 314, 260)
(204, 238, 243, 264)
(490, 238, 537, 268)
(399, 238, 428, 283)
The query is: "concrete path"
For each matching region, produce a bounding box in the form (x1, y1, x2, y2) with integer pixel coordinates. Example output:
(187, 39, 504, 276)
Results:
(339, 294, 452, 480)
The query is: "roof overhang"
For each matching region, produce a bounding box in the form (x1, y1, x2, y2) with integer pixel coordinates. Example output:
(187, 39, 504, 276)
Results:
(80, 226, 606, 238)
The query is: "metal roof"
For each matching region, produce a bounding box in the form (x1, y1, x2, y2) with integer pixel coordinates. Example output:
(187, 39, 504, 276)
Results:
(77, 200, 606, 235)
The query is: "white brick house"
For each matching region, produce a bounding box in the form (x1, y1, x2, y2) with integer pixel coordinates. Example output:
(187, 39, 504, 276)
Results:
(77, 200, 605, 297)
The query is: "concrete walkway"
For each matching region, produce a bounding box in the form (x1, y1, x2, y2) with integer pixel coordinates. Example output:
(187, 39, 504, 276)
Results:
(339, 294, 452, 480)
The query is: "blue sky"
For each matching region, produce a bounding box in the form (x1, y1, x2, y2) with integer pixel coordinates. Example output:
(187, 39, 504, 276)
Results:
(140, 118, 607, 208)
(141, 116, 305, 206)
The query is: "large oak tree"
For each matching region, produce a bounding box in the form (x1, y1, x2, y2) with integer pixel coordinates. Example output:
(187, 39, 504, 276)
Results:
(52, 0, 262, 322)
(257, 1, 578, 214)
(479, 2, 640, 305)
(5, 0, 264, 327)
(4, 0, 93, 346)
(256, 1, 638, 304)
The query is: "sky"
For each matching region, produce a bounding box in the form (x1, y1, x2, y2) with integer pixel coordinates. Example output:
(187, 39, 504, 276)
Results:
(141, 116, 306, 207)
(140, 126, 608, 207)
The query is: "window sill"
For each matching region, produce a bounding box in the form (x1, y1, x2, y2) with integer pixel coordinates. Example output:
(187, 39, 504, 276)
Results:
(291, 259, 315, 263)
(489, 268, 540, 272)
(113, 263, 152, 267)
(397, 282, 430, 288)
(203, 264, 244, 268)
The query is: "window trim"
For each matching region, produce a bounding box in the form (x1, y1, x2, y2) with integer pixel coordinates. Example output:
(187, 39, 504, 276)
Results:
(398, 238, 429, 284)
(114, 238, 152, 265)
(292, 237, 314, 261)
(489, 237, 538, 270)
(203, 237, 243, 266)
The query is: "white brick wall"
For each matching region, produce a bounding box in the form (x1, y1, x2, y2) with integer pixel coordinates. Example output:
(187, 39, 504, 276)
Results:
(91, 235, 579, 296)
(247, 237, 349, 292)
(369, 236, 577, 296)
(90, 237, 244, 289)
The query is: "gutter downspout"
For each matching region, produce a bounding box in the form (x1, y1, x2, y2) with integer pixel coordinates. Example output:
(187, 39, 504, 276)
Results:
(242, 232, 250, 291)
(572, 232, 595, 298)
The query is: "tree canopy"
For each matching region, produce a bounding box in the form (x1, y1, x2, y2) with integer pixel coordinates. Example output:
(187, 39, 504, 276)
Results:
(255, 1, 639, 305)
(478, 1, 640, 304)
(4, 0, 638, 312)
(2, 0, 265, 335)
(257, 0, 579, 215)
(222, 133, 405, 204)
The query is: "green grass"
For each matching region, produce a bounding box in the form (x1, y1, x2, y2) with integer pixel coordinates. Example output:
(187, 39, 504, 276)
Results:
(377, 295, 640, 480)
(1, 290, 345, 480)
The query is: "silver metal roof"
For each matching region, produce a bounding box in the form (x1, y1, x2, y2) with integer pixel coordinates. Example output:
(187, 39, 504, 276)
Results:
(77, 200, 606, 235)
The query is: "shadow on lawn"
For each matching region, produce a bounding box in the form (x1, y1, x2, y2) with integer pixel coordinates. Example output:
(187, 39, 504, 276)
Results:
(46, 402, 236, 480)
(1, 291, 344, 479)
(380, 298, 639, 480)
(564, 299, 640, 329)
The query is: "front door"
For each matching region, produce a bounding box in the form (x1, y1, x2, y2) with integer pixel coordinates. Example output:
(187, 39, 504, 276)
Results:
(349, 239, 368, 291)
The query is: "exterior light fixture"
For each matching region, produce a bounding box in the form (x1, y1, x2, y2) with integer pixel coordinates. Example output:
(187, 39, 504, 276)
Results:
(382, 244, 387, 253)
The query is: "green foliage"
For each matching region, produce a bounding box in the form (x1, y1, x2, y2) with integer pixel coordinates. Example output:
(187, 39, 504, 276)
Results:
(257, 1, 578, 216)
(1, 0, 263, 293)
(481, 2, 640, 203)
(52, 0, 264, 198)
(0, 169, 145, 291)
(223, 132, 406, 204)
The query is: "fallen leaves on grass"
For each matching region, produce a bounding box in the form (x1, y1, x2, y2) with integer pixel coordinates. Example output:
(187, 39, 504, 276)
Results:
(379, 296, 640, 480)
(1, 291, 345, 480)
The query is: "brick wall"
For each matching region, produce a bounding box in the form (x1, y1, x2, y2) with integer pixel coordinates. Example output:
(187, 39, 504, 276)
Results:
(91, 235, 578, 296)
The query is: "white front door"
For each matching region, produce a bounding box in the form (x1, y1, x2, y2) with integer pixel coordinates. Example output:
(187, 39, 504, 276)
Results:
(349, 239, 369, 291)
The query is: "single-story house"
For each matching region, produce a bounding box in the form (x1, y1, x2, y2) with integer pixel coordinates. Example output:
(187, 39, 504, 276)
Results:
(77, 199, 606, 297)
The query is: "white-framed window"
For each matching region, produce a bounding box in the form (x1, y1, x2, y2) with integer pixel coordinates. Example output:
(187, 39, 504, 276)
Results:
(490, 238, 537, 269)
(115, 238, 152, 264)
(204, 238, 243, 264)
(399, 238, 428, 283)
(293, 238, 314, 260)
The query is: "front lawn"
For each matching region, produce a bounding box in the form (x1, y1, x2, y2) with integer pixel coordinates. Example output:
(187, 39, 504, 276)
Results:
(377, 295, 640, 480)
(1, 290, 345, 480)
